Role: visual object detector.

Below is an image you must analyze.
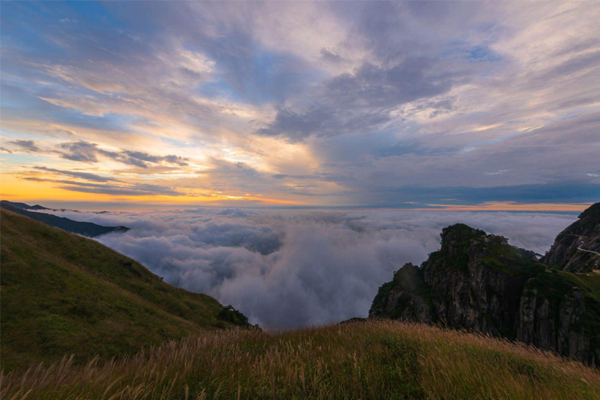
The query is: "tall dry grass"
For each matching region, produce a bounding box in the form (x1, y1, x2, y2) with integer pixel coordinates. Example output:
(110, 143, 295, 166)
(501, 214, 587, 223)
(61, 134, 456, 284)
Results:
(2, 320, 599, 400)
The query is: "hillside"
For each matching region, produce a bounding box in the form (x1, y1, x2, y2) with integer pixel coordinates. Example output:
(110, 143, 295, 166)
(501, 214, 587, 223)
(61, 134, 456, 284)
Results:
(0, 209, 249, 371)
(2, 321, 600, 400)
(542, 202, 600, 272)
(0, 201, 129, 237)
(370, 204, 600, 366)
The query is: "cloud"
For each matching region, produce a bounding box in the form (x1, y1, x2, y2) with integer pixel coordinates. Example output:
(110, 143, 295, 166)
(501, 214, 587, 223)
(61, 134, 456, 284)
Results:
(122, 151, 188, 167)
(46, 208, 576, 328)
(8, 140, 41, 153)
(319, 48, 344, 65)
(58, 140, 189, 168)
(33, 166, 118, 183)
(25, 176, 182, 197)
(59, 141, 107, 163)
(327, 58, 456, 109)
(485, 170, 508, 176)
(50, 182, 182, 197)
(257, 57, 463, 141)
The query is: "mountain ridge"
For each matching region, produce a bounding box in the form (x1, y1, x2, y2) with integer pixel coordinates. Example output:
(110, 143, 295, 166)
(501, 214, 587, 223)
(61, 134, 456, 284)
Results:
(542, 202, 600, 272)
(370, 203, 600, 365)
(0, 200, 129, 237)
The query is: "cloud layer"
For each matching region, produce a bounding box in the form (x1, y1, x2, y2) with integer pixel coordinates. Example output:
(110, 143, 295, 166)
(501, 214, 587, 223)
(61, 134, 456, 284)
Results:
(46, 208, 577, 328)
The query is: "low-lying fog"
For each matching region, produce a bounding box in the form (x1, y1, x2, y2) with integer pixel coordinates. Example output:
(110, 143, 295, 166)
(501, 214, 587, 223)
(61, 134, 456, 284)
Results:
(46, 208, 576, 328)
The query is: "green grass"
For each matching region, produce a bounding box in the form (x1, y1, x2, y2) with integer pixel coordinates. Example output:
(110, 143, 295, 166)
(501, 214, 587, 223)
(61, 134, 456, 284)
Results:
(2, 321, 599, 400)
(1, 209, 244, 371)
(557, 271, 600, 302)
(525, 269, 600, 303)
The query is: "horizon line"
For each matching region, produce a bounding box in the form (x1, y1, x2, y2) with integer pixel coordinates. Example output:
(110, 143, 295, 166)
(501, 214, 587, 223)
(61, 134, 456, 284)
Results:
(1, 199, 593, 213)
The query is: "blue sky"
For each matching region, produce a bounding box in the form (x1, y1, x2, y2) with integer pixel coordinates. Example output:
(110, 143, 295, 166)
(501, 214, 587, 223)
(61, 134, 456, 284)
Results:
(1, 1, 599, 210)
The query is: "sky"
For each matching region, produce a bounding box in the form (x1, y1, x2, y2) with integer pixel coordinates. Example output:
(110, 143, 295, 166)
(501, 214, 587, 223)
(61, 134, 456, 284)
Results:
(1, 1, 599, 210)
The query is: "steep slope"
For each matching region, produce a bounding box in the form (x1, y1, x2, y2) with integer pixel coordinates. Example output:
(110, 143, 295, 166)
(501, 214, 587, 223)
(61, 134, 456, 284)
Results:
(0, 209, 248, 371)
(370, 221, 600, 365)
(0, 201, 128, 237)
(516, 269, 600, 363)
(542, 202, 600, 272)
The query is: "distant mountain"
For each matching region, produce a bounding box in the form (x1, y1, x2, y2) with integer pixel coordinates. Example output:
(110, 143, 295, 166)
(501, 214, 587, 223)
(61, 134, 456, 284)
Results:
(1, 209, 251, 371)
(0, 200, 49, 210)
(542, 202, 600, 272)
(0, 200, 128, 237)
(370, 202, 600, 366)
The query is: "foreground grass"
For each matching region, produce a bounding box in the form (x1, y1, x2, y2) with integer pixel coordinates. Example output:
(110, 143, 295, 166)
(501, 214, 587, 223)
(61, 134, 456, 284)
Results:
(2, 321, 599, 400)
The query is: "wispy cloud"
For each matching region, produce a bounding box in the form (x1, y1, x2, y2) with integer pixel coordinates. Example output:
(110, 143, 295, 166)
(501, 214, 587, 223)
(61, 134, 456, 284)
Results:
(8, 140, 41, 153)
(33, 166, 118, 183)
(58, 141, 189, 168)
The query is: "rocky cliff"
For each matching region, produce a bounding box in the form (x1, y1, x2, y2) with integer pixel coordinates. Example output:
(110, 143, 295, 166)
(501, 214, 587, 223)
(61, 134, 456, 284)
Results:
(542, 202, 600, 272)
(370, 203, 600, 365)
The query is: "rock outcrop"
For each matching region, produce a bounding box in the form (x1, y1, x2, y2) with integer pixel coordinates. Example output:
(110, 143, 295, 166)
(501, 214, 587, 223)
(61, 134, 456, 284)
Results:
(516, 272, 600, 365)
(542, 202, 600, 272)
(370, 203, 600, 365)
(371, 263, 433, 324)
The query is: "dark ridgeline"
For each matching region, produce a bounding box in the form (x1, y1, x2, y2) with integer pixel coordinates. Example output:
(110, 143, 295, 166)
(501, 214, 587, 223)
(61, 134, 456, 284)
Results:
(370, 202, 600, 366)
(542, 202, 600, 272)
(0, 200, 129, 237)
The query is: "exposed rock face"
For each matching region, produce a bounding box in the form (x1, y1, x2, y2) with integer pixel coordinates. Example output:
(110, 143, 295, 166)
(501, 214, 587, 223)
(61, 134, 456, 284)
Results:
(370, 203, 600, 365)
(542, 202, 600, 272)
(516, 275, 600, 365)
(422, 225, 542, 338)
(370, 263, 433, 324)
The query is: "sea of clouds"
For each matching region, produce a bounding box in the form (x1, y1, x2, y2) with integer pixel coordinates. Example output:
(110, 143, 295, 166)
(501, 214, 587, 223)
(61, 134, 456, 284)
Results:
(47, 208, 577, 328)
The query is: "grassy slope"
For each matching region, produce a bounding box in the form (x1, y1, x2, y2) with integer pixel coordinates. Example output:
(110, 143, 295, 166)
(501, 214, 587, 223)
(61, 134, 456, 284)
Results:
(0, 209, 236, 371)
(2, 321, 600, 400)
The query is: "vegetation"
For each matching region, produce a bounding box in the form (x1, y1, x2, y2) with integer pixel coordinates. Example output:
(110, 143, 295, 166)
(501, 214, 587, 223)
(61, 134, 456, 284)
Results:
(2, 320, 600, 400)
(370, 264, 434, 321)
(1, 209, 246, 371)
(523, 270, 600, 339)
(217, 305, 251, 326)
